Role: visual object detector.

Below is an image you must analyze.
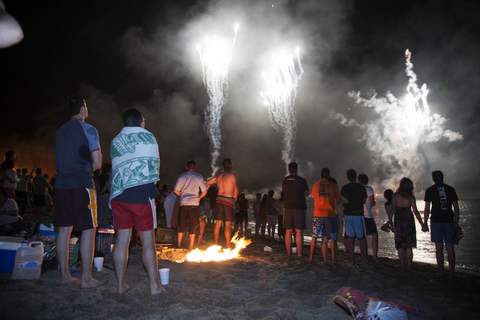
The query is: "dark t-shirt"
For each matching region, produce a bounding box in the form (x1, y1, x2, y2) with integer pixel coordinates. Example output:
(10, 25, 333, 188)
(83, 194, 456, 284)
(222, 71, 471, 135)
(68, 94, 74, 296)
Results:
(341, 182, 367, 216)
(115, 183, 159, 204)
(424, 184, 458, 223)
(282, 175, 308, 210)
(55, 120, 100, 189)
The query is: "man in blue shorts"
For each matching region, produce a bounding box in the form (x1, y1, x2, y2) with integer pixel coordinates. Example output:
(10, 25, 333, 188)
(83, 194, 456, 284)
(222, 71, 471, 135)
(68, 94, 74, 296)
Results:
(423, 170, 460, 273)
(341, 169, 368, 264)
(54, 96, 102, 288)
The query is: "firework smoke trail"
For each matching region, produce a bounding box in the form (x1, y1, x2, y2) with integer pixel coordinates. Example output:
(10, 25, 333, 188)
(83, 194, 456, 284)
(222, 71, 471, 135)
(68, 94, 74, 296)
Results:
(260, 47, 304, 170)
(197, 24, 239, 174)
(332, 49, 462, 188)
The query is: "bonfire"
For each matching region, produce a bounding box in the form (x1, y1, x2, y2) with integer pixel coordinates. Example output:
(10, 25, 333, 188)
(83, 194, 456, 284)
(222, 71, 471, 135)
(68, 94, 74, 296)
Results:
(185, 232, 252, 263)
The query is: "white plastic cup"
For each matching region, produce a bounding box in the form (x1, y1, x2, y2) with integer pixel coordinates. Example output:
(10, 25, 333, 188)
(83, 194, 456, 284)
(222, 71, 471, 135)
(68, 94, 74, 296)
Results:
(292, 247, 297, 254)
(159, 268, 170, 285)
(94, 257, 104, 272)
(263, 246, 272, 252)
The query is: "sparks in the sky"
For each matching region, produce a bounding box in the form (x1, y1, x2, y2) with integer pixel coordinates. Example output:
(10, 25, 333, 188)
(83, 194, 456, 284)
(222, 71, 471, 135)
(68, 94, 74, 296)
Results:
(197, 23, 239, 174)
(260, 46, 304, 170)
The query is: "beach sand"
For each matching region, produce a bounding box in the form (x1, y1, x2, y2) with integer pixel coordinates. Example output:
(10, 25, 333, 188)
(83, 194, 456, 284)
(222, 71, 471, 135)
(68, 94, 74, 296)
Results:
(0, 239, 478, 320)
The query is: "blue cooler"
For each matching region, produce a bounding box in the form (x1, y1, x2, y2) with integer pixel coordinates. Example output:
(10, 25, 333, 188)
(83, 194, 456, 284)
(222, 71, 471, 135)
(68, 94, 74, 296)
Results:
(0, 237, 24, 273)
(38, 224, 56, 239)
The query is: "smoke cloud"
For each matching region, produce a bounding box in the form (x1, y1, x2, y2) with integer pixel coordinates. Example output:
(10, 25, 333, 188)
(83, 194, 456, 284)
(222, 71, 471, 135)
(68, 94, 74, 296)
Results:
(10, 0, 477, 196)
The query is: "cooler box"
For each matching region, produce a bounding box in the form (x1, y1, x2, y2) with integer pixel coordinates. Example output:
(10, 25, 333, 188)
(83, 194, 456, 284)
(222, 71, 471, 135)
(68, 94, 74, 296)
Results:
(0, 237, 24, 273)
(96, 228, 115, 256)
(38, 224, 56, 239)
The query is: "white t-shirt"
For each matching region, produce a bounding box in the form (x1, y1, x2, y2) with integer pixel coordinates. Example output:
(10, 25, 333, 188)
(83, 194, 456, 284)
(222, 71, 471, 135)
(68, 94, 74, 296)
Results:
(174, 171, 207, 206)
(363, 185, 375, 219)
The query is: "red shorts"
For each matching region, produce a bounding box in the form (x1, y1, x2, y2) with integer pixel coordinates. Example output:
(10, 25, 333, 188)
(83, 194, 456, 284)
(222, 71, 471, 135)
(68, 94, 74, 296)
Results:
(111, 199, 157, 231)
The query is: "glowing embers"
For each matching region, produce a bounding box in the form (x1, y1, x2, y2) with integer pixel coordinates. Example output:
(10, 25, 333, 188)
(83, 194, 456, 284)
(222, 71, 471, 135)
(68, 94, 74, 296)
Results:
(196, 24, 239, 174)
(260, 46, 303, 168)
(185, 232, 252, 263)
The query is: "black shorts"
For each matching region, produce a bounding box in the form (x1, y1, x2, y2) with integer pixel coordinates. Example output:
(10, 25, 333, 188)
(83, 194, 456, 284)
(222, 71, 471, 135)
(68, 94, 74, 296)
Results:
(215, 204, 234, 222)
(178, 206, 200, 234)
(54, 188, 98, 231)
(284, 209, 305, 230)
(364, 218, 378, 235)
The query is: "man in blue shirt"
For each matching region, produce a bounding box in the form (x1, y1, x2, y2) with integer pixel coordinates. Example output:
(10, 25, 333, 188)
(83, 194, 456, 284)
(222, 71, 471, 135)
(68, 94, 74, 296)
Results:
(54, 96, 102, 288)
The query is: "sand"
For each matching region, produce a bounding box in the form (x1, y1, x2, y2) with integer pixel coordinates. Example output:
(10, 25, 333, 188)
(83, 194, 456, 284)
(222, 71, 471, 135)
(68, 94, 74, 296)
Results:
(0, 238, 478, 320)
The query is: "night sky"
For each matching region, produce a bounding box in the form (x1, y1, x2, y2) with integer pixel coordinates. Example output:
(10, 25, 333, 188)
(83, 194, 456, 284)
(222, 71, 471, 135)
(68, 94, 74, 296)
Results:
(1, 0, 479, 194)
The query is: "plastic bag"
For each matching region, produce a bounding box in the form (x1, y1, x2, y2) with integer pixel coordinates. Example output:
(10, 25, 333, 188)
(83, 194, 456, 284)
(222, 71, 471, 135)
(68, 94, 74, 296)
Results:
(367, 300, 408, 320)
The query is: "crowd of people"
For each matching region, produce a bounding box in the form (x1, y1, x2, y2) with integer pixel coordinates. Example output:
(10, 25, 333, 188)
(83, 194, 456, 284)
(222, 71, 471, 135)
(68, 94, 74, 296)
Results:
(0, 152, 55, 221)
(0, 96, 462, 295)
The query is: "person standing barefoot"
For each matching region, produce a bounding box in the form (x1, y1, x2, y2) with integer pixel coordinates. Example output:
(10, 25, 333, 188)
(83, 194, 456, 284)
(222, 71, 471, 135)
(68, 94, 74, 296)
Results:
(282, 162, 309, 257)
(387, 177, 427, 270)
(110, 109, 163, 295)
(358, 174, 379, 261)
(207, 158, 239, 249)
(173, 160, 207, 250)
(341, 169, 368, 265)
(54, 96, 102, 288)
(423, 171, 460, 273)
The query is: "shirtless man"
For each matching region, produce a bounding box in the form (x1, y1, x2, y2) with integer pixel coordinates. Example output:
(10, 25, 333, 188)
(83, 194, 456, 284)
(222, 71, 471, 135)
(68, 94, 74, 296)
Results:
(207, 158, 239, 248)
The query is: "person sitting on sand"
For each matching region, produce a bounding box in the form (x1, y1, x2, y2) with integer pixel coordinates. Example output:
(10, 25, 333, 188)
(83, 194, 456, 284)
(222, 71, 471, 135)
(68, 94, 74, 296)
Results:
(282, 162, 309, 257)
(207, 158, 239, 248)
(54, 96, 102, 288)
(110, 108, 163, 295)
(309, 168, 340, 264)
(358, 173, 379, 261)
(386, 177, 426, 270)
(341, 169, 368, 265)
(423, 170, 460, 273)
(174, 160, 208, 250)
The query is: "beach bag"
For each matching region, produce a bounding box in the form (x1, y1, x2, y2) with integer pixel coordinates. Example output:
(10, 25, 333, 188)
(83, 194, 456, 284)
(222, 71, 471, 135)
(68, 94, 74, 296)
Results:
(366, 300, 407, 320)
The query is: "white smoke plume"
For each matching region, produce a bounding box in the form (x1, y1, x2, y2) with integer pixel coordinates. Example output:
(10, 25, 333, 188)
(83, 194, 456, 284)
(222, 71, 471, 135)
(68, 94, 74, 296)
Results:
(333, 49, 463, 188)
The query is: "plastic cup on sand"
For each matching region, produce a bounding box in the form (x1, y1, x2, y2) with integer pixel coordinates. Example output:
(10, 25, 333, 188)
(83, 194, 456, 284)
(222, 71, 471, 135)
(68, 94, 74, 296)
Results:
(292, 247, 297, 254)
(94, 257, 104, 271)
(263, 246, 273, 252)
(159, 268, 170, 285)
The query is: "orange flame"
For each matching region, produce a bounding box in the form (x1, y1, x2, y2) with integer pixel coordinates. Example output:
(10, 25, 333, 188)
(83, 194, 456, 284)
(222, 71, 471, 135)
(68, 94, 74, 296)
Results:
(185, 232, 252, 263)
